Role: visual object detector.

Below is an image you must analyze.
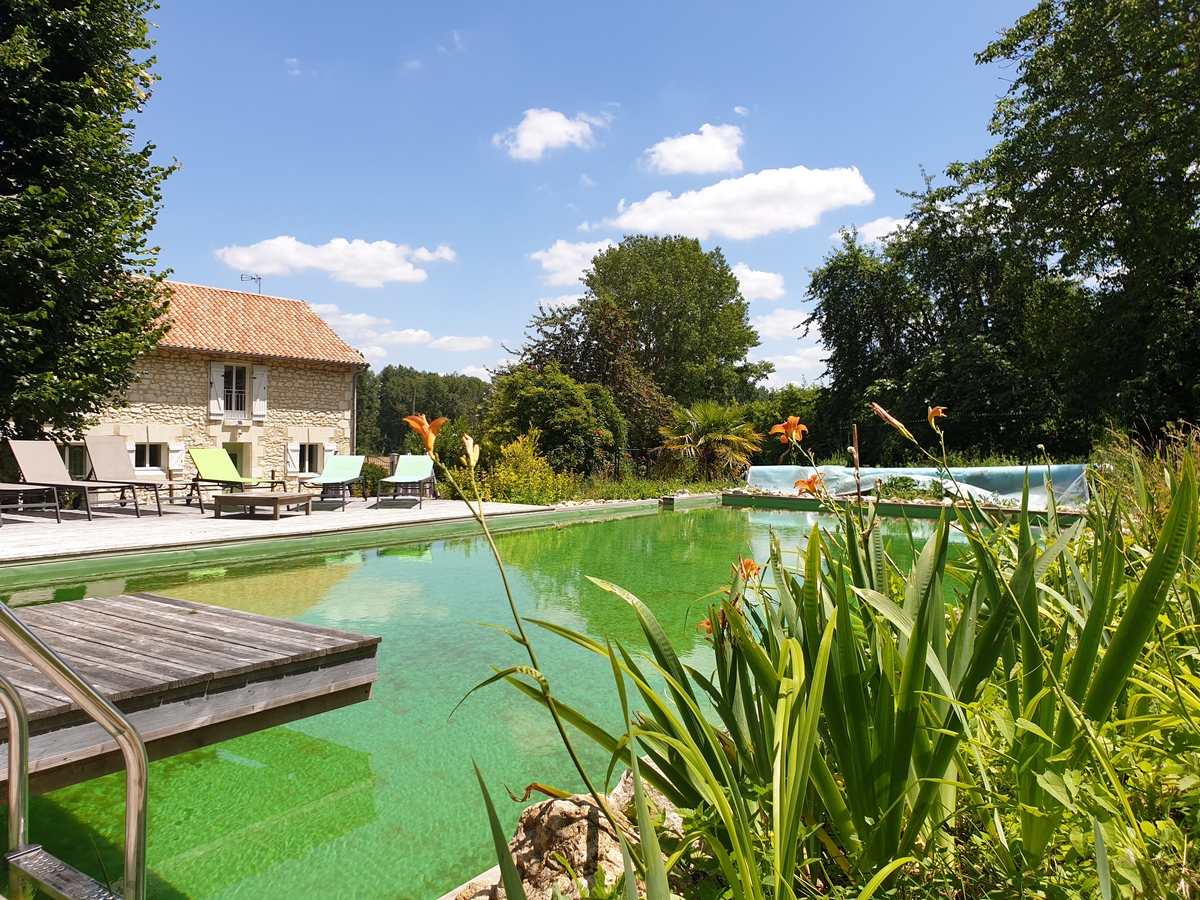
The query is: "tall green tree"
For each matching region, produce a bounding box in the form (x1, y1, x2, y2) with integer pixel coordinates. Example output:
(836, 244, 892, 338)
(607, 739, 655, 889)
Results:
(806, 182, 1090, 462)
(0, 0, 174, 438)
(973, 0, 1200, 426)
(354, 368, 381, 453)
(376, 364, 490, 452)
(522, 234, 771, 423)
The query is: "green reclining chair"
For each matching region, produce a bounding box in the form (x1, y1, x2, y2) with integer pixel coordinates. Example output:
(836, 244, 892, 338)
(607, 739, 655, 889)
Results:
(187, 448, 286, 512)
(301, 455, 364, 511)
(376, 455, 436, 509)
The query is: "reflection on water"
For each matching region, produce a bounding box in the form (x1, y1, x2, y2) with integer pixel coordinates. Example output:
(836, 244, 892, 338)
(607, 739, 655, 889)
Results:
(15, 506, 933, 899)
(25, 730, 375, 899)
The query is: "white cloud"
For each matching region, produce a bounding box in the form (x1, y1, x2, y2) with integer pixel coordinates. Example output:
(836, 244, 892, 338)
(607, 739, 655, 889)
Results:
(404, 59, 422, 70)
(752, 307, 805, 339)
(378, 329, 434, 344)
(453, 30, 465, 51)
(732, 263, 785, 301)
(284, 58, 301, 76)
(832, 215, 911, 245)
(215, 236, 455, 288)
(310, 303, 434, 364)
(493, 108, 610, 161)
(734, 106, 749, 116)
(310, 303, 433, 350)
(585, 165, 874, 240)
(579, 174, 596, 187)
(530, 238, 616, 286)
(645, 123, 743, 175)
(461, 365, 491, 381)
(412, 245, 457, 263)
(766, 346, 826, 378)
(537, 294, 584, 308)
(429, 335, 494, 352)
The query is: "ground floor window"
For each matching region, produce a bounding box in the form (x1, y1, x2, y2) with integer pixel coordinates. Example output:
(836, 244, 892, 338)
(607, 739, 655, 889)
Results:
(134, 443, 164, 469)
(61, 444, 89, 479)
(298, 443, 322, 474)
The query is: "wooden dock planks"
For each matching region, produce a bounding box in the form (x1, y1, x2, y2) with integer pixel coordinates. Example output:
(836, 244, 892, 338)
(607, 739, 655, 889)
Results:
(0, 592, 381, 795)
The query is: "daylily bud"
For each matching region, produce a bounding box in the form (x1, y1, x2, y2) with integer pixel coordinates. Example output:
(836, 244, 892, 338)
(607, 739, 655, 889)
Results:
(870, 402, 914, 442)
(461, 434, 480, 469)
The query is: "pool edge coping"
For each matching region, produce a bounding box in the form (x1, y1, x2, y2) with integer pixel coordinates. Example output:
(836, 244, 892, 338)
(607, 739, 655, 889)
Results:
(0, 495, 724, 592)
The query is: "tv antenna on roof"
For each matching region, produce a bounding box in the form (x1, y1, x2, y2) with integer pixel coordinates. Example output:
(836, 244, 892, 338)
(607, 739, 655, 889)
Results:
(240, 273, 262, 293)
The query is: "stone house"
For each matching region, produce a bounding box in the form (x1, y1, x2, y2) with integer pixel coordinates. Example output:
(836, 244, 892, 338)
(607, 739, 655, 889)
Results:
(76, 281, 365, 485)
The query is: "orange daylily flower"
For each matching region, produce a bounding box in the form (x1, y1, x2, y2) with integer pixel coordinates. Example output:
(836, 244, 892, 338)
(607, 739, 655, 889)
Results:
(870, 402, 914, 442)
(732, 554, 760, 581)
(769, 416, 809, 445)
(404, 414, 449, 455)
(927, 406, 948, 431)
(795, 472, 825, 496)
(461, 434, 480, 469)
(697, 617, 713, 635)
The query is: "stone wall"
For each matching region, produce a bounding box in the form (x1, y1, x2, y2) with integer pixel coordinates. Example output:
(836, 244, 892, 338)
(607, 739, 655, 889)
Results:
(85, 350, 358, 484)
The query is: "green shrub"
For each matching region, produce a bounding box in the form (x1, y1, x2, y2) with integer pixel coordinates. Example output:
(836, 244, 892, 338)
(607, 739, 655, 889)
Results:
(479, 434, 579, 506)
(483, 363, 625, 473)
(358, 462, 388, 498)
(875, 474, 944, 501)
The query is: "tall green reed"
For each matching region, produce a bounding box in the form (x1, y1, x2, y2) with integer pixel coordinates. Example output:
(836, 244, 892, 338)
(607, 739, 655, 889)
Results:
(424, 407, 1198, 898)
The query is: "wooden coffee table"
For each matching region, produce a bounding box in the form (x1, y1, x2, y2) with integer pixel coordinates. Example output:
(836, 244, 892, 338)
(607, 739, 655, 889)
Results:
(213, 491, 316, 519)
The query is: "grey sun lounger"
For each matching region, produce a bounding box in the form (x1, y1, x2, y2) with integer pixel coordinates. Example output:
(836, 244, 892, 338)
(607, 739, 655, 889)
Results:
(84, 434, 167, 514)
(300, 454, 364, 511)
(8, 439, 149, 521)
(376, 455, 436, 509)
(0, 483, 62, 526)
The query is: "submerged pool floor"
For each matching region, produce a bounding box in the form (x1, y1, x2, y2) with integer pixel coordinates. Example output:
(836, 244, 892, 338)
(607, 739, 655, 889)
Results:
(4, 507, 938, 899)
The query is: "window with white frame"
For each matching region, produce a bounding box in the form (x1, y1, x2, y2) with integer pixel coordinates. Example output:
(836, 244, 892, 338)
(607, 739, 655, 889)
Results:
(134, 443, 164, 469)
(298, 443, 322, 474)
(223, 364, 248, 418)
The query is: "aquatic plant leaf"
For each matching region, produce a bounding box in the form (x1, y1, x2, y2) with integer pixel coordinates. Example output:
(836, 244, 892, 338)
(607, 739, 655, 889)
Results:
(474, 762, 528, 900)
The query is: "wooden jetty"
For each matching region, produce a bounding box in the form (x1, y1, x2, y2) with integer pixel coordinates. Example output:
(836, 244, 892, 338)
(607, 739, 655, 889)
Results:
(0, 592, 380, 796)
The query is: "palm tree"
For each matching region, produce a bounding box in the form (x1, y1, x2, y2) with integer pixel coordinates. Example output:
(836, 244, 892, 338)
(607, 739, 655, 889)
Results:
(657, 401, 763, 480)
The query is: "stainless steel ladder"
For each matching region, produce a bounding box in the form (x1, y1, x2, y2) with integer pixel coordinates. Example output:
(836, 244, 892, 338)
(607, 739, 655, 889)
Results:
(0, 599, 148, 900)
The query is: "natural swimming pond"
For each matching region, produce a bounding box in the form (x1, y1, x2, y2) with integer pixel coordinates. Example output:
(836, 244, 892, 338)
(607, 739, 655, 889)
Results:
(9, 506, 946, 899)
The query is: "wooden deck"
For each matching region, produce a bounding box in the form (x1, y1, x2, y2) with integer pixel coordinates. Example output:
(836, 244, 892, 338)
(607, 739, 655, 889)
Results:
(0, 592, 380, 796)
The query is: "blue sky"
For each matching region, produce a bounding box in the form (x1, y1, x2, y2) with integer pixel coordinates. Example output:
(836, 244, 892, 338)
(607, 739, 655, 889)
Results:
(139, 0, 1031, 384)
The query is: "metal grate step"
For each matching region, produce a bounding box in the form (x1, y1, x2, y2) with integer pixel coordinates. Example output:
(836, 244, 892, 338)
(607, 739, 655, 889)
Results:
(6, 845, 119, 900)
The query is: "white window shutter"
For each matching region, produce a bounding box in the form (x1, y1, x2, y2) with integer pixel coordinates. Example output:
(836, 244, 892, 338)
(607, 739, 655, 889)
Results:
(324, 442, 337, 475)
(168, 443, 186, 475)
(208, 362, 225, 421)
(286, 443, 301, 475)
(252, 365, 269, 421)
(127, 441, 138, 469)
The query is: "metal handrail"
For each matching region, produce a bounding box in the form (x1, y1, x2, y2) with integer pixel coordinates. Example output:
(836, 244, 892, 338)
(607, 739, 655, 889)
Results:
(0, 671, 29, 899)
(0, 600, 147, 900)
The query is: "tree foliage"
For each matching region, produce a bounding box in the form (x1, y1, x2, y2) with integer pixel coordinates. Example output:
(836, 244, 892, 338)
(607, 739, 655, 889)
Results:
(375, 364, 490, 452)
(0, 0, 174, 437)
(804, 1, 1200, 459)
(973, 0, 1200, 427)
(483, 363, 625, 472)
(521, 235, 770, 443)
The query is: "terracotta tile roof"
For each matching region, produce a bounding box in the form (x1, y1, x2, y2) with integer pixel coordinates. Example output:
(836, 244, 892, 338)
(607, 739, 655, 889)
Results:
(157, 281, 365, 366)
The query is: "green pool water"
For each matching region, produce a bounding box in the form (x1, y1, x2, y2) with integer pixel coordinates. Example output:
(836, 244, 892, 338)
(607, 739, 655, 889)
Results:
(11, 506, 944, 899)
